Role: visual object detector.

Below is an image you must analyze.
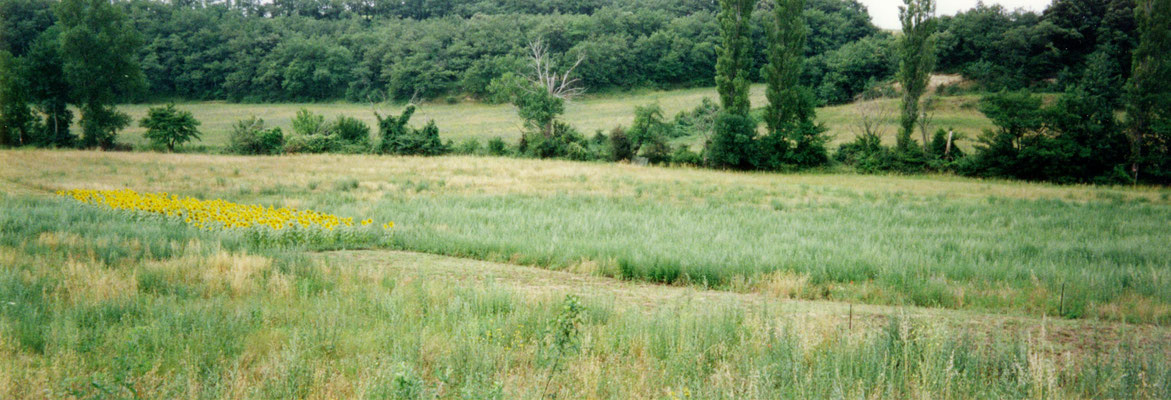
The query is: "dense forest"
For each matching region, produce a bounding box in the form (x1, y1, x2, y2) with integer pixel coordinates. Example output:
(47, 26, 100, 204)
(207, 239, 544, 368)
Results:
(0, 0, 1140, 104)
(1, 0, 1169, 185)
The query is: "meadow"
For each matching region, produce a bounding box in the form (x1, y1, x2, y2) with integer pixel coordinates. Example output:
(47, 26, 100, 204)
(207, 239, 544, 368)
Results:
(115, 85, 992, 151)
(3, 149, 1170, 398)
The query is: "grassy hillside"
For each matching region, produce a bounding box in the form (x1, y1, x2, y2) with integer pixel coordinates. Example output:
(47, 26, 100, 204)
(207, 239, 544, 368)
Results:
(116, 86, 992, 150)
(3, 149, 1170, 398)
(4, 150, 1169, 324)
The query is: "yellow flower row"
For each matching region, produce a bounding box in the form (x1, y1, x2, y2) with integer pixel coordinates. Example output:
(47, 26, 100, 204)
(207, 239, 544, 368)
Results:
(56, 188, 393, 232)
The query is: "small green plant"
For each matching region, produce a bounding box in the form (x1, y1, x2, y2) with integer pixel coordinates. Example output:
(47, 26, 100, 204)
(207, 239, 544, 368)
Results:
(540, 294, 584, 398)
(139, 104, 201, 152)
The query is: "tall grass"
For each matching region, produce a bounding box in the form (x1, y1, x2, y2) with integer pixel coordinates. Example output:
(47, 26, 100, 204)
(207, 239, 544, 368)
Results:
(4, 150, 1170, 323)
(1, 194, 1167, 398)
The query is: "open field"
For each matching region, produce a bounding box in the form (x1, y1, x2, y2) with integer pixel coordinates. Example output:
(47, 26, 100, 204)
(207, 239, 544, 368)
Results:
(3, 149, 1170, 397)
(4, 150, 1170, 323)
(115, 86, 992, 151)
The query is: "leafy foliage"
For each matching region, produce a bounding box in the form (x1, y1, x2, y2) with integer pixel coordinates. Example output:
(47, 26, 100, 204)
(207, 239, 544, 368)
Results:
(139, 104, 201, 151)
(376, 105, 449, 156)
(55, 0, 144, 149)
(896, 0, 936, 152)
(960, 89, 1130, 183)
(228, 116, 283, 155)
(1125, 0, 1171, 183)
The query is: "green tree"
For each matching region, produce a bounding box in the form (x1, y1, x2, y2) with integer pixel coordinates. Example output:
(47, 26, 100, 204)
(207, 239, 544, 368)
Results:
(1125, 0, 1171, 183)
(25, 27, 73, 147)
(709, 0, 756, 169)
(763, 0, 807, 135)
(55, 0, 145, 149)
(0, 51, 38, 147)
(896, 0, 936, 153)
(760, 0, 828, 169)
(139, 104, 201, 152)
(715, 0, 753, 116)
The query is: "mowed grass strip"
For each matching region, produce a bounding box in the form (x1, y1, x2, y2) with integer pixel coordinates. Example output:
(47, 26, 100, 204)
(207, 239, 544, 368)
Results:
(3, 150, 1170, 323)
(114, 86, 991, 150)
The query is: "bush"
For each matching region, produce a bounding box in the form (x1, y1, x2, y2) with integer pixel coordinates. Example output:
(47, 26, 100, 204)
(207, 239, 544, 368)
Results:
(670, 145, 704, 166)
(291, 108, 328, 136)
(960, 89, 1130, 183)
(376, 105, 449, 156)
(228, 116, 284, 155)
(331, 115, 371, 145)
(672, 97, 719, 139)
(521, 121, 582, 159)
(283, 133, 341, 154)
(707, 112, 758, 170)
(608, 126, 634, 161)
(639, 136, 672, 165)
(138, 104, 201, 152)
(453, 138, 482, 155)
(487, 137, 509, 156)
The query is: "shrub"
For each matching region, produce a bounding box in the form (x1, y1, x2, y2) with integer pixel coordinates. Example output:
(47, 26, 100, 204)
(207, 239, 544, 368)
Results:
(454, 138, 482, 155)
(138, 104, 201, 152)
(707, 112, 758, 169)
(672, 97, 719, 139)
(283, 133, 341, 154)
(670, 145, 704, 166)
(639, 136, 671, 165)
(331, 115, 371, 145)
(522, 121, 582, 159)
(291, 108, 327, 136)
(228, 117, 284, 155)
(487, 137, 509, 156)
(376, 106, 449, 156)
(608, 126, 633, 161)
(629, 104, 671, 154)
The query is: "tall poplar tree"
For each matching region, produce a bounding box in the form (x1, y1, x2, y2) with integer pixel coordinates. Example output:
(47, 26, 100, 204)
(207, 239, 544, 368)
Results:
(897, 0, 936, 153)
(763, 0, 807, 134)
(760, 0, 828, 168)
(708, 0, 757, 169)
(715, 0, 753, 116)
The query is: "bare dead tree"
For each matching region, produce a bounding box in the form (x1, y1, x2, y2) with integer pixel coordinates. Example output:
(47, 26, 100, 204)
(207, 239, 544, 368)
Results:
(917, 95, 937, 153)
(853, 92, 893, 145)
(526, 39, 585, 100)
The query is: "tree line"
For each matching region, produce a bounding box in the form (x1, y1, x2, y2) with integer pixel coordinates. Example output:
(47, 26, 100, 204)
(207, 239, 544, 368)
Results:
(1, 0, 889, 105)
(1, 0, 1169, 184)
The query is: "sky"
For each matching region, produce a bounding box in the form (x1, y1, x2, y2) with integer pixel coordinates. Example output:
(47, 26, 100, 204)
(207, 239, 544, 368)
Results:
(857, 0, 1054, 30)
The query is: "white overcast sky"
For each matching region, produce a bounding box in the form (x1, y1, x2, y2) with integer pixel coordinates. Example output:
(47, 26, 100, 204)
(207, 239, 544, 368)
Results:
(858, 0, 1055, 29)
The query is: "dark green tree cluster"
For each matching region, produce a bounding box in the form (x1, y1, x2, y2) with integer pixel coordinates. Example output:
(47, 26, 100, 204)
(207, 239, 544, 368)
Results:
(0, 0, 884, 106)
(0, 0, 143, 149)
(934, 0, 1138, 92)
(708, 0, 829, 171)
(1124, 0, 1171, 183)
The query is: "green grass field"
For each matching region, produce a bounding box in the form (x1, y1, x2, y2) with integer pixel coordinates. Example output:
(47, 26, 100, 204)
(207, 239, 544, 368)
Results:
(2, 149, 1170, 398)
(115, 85, 992, 151)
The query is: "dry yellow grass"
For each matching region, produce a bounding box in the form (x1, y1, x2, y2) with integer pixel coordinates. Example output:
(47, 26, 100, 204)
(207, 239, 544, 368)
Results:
(2, 150, 1166, 205)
